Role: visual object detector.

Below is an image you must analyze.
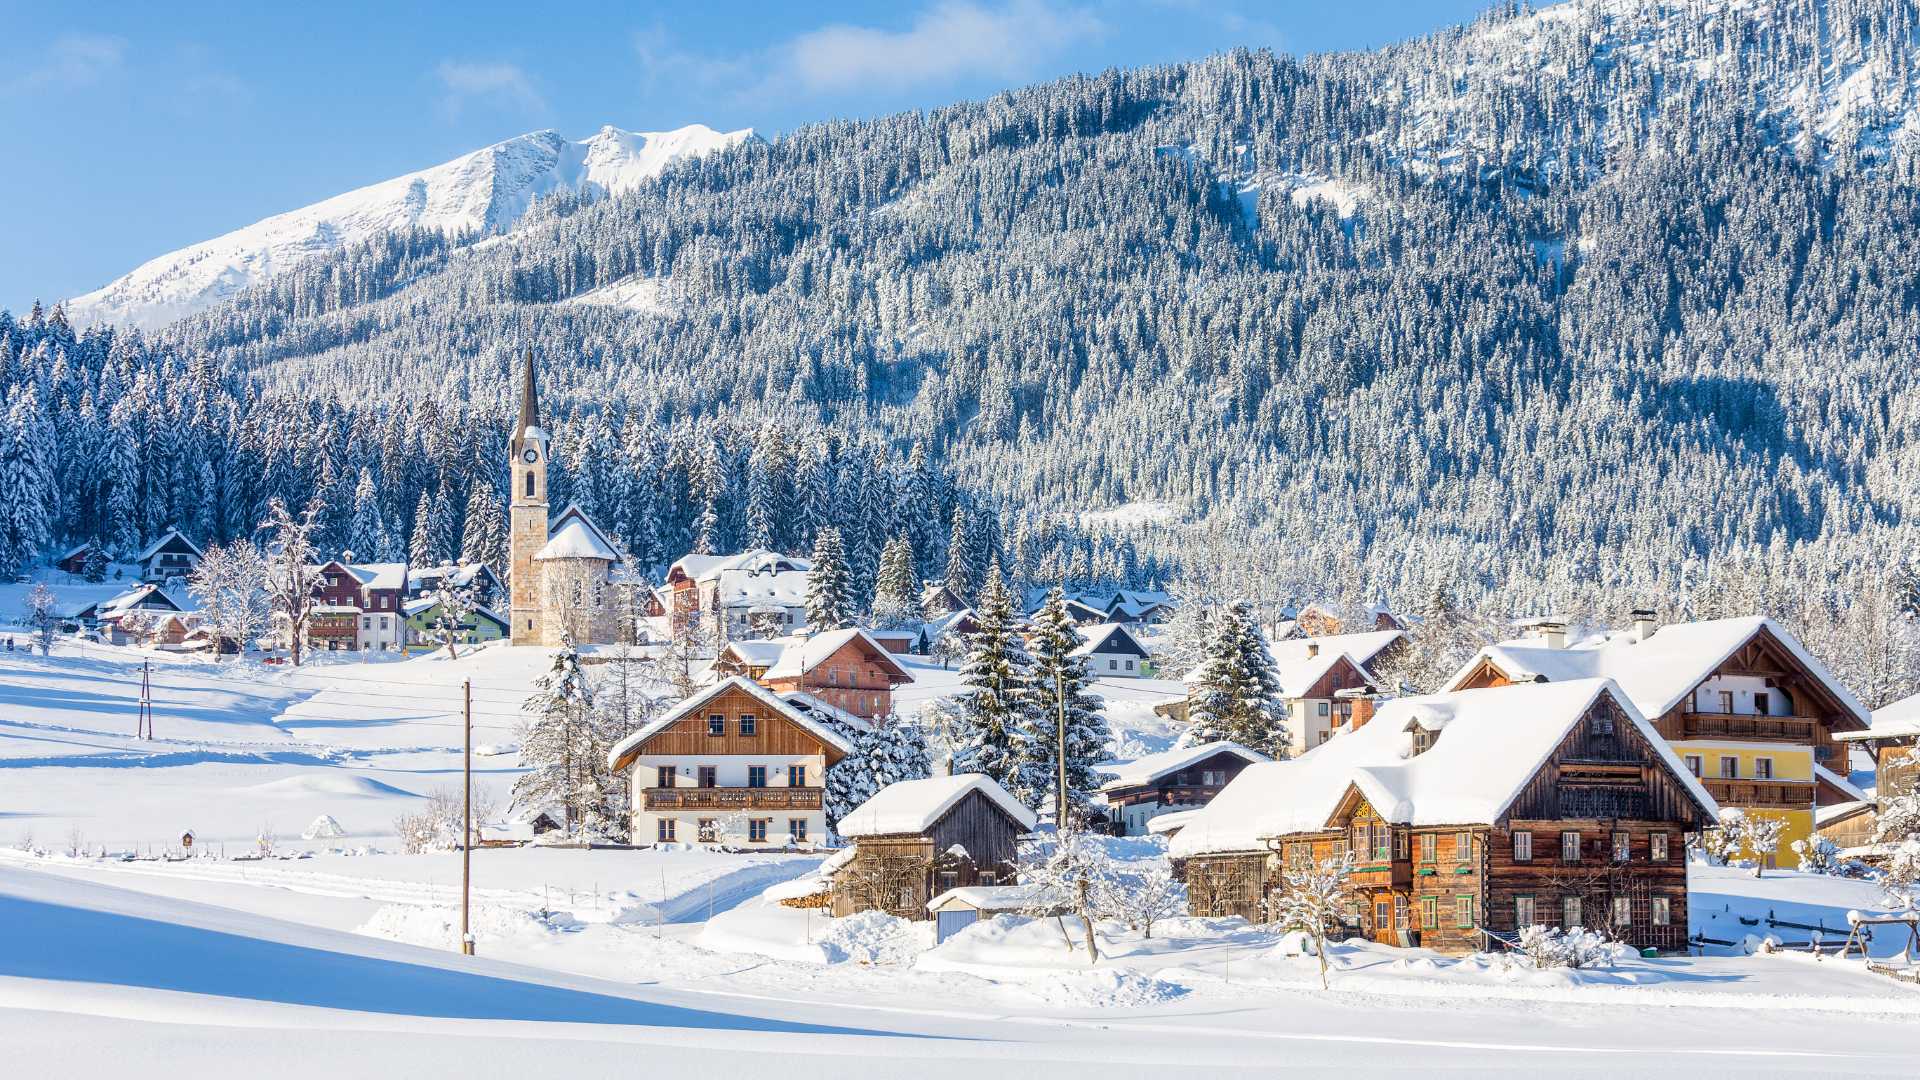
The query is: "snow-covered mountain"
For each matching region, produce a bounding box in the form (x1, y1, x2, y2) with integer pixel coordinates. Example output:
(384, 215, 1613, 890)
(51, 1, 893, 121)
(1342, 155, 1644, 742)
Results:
(63, 123, 754, 333)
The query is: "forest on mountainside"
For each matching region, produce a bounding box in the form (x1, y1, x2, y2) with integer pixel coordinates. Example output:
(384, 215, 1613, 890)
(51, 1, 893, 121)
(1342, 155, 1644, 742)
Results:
(6, 1, 1920, 697)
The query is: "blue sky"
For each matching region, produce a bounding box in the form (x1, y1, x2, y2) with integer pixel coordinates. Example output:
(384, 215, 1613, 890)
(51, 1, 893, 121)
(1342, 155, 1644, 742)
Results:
(0, 1, 1495, 314)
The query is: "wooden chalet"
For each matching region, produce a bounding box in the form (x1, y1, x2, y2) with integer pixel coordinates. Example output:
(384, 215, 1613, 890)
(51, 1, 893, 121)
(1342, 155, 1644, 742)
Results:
(759, 627, 914, 721)
(1098, 741, 1268, 835)
(1171, 679, 1718, 954)
(830, 773, 1038, 919)
(309, 560, 410, 651)
(1832, 691, 1920, 857)
(1447, 614, 1870, 868)
(606, 676, 854, 849)
(56, 542, 97, 575)
(919, 582, 966, 618)
(135, 528, 203, 584)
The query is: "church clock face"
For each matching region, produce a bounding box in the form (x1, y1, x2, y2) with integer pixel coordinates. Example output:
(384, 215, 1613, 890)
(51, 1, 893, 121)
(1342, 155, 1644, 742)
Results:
(522, 448, 539, 464)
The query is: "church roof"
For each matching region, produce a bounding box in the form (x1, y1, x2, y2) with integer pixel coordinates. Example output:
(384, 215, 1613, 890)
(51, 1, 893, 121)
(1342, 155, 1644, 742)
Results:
(514, 348, 542, 447)
(534, 504, 620, 562)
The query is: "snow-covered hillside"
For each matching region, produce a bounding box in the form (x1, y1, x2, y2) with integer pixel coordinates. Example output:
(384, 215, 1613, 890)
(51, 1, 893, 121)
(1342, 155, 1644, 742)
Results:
(62, 123, 754, 332)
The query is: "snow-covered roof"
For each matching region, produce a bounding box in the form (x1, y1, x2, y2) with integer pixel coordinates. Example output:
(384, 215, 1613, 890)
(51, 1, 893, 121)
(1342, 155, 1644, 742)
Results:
(1069, 622, 1147, 658)
(927, 884, 1056, 914)
(837, 773, 1037, 838)
(1815, 800, 1874, 828)
(92, 584, 182, 619)
(407, 562, 494, 591)
(1272, 649, 1367, 699)
(668, 549, 811, 583)
(534, 504, 620, 562)
(1169, 678, 1719, 858)
(344, 561, 409, 591)
(1181, 629, 1404, 685)
(715, 567, 808, 608)
(605, 675, 854, 770)
(1814, 762, 1870, 804)
(776, 690, 878, 735)
(1445, 616, 1870, 729)
(1097, 741, 1269, 791)
(134, 527, 203, 563)
(764, 627, 913, 683)
(1839, 690, 1920, 743)
(1146, 809, 1200, 836)
(720, 638, 792, 669)
(57, 541, 93, 562)
(925, 607, 977, 638)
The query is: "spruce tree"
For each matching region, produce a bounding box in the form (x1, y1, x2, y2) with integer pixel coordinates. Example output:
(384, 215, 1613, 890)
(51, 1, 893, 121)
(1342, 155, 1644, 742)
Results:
(347, 467, 384, 560)
(407, 498, 433, 566)
(943, 505, 975, 601)
(870, 535, 919, 628)
(824, 716, 932, 831)
(514, 635, 596, 834)
(1181, 601, 1289, 757)
(805, 526, 854, 631)
(460, 479, 507, 570)
(427, 482, 458, 565)
(1016, 588, 1113, 820)
(949, 563, 1034, 792)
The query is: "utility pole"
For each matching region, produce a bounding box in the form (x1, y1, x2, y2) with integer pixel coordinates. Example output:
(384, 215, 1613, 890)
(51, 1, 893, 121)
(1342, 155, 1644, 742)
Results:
(138, 661, 153, 740)
(1055, 655, 1069, 835)
(461, 679, 475, 956)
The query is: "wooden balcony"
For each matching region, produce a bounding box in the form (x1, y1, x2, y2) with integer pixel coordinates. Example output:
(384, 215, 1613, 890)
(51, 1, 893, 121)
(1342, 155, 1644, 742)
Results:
(1701, 777, 1813, 810)
(1676, 712, 1815, 743)
(1349, 859, 1411, 890)
(643, 787, 823, 811)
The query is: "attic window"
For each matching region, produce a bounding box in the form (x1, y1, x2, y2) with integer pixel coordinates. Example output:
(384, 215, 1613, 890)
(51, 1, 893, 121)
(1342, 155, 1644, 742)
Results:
(1410, 728, 1437, 756)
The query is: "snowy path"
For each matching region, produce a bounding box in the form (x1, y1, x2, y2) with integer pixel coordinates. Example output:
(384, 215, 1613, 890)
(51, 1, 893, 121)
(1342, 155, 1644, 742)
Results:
(4, 867, 1917, 1078)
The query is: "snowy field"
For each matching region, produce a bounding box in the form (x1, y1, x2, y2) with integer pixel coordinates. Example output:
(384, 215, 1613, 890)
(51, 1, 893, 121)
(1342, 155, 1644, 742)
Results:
(3, 625, 1920, 1075)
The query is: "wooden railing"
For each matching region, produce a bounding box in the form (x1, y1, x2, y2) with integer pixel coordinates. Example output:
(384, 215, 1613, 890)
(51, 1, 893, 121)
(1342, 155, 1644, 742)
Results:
(643, 787, 823, 811)
(1701, 778, 1812, 810)
(1677, 712, 1816, 743)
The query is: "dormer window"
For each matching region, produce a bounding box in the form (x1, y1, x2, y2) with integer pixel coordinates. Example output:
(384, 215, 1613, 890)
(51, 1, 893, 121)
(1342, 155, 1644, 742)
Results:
(1410, 728, 1437, 756)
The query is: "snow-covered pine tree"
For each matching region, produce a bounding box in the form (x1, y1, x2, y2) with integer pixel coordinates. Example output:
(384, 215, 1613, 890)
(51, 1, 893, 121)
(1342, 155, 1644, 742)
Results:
(514, 634, 597, 835)
(1016, 587, 1112, 822)
(460, 479, 506, 572)
(0, 385, 53, 575)
(744, 423, 788, 552)
(805, 526, 854, 631)
(869, 535, 919, 629)
(943, 505, 975, 602)
(824, 716, 932, 832)
(427, 482, 458, 565)
(407, 497, 433, 566)
(949, 562, 1034, 792)
(346, 467, 384, 560)
(1180, 600, 1289, 757)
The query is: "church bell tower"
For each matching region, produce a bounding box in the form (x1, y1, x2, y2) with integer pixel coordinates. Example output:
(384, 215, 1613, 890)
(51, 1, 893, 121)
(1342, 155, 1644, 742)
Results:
(508, 348, 550, 646)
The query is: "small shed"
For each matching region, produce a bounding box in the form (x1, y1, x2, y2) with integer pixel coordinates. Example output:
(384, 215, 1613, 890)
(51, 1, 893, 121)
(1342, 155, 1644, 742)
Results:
(927, 884, 1059, 944)
(56, 542, 96, 575)
(831, 774, 1038, 919)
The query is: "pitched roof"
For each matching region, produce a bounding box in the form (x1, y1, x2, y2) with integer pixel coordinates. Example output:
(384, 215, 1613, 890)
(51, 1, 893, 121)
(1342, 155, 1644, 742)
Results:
(1181, 628, 1403, 685)
(134, 528, 203, 563)
(90, 583, 184, 619)
(605, 675, 854, 770)
(534, 504, 620, 562)
(714, 567, 809, 609)
(668, 550, 810, 583)
(1271, 649, 1368, 699)
(1097, 741, 1269, 791)
(1069, 622, 1148, 658)
(1446, 616, 1869, 729)
(837, 773, 1037, 838)
(343, 561, 409, 591)
(927, 884, 1056, 913)
(1839, 690, 1920, 742)
(1169, 678, 1718, 858)
(718, 638, 792, 669)
(764, 627, 913, 683)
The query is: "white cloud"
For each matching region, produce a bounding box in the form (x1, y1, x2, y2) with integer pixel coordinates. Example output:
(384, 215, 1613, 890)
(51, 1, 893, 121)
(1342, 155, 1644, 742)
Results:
(435, 60, 545, 117)
(781, 1, 1106, 94)
(4, 33, 127, 94)
(636, 1, 1107, 107)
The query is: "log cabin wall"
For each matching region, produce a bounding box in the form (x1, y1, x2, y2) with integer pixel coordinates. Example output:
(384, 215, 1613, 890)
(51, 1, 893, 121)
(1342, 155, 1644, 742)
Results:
(926, 789, 1025, 874)
(628, 686, 834, 758)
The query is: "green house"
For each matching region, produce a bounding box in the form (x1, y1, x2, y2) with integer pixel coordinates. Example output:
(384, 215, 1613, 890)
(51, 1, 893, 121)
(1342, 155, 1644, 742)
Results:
(402, 598, 510, 654)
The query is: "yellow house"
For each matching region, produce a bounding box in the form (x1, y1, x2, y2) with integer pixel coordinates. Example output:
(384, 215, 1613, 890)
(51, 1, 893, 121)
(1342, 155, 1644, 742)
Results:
(1448, 614, 1870, 869)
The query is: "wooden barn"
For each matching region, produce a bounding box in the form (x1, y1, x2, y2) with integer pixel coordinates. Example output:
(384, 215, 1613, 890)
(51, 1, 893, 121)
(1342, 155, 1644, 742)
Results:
(1171, 679, 1718, 954)
(831, 774, 1037, 919)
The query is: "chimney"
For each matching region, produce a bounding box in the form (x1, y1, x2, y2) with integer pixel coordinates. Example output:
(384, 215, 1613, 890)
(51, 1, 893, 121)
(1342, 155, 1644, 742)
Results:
(1306, 642, 1319, 658)
(1350, 695, 1376, 731)
(1630, 609, 1657, 644)
(1526, 619, 1567, 650)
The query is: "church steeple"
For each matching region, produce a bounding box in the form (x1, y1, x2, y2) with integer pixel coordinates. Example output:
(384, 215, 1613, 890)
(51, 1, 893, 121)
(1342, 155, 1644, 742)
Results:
(512, 347, 543, 456)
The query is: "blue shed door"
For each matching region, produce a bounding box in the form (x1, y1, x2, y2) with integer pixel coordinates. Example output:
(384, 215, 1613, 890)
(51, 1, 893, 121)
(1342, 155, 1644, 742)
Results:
(935, 909, 978, 944)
